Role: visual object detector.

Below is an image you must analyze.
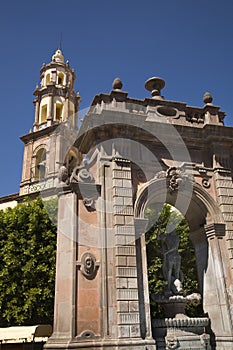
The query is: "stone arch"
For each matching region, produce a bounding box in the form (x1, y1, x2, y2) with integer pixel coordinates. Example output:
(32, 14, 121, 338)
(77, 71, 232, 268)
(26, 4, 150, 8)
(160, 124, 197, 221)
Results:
(133, 176, 233, 343)
(135, 176, 224, 231)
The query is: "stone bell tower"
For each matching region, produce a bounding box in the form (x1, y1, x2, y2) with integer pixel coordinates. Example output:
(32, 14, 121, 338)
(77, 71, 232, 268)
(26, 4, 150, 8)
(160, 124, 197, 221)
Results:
(20, 49, 81, 196)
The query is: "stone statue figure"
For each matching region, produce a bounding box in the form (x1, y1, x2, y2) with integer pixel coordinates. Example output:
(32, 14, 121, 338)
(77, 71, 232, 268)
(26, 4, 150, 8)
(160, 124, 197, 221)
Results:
(158, 227, 184, 296)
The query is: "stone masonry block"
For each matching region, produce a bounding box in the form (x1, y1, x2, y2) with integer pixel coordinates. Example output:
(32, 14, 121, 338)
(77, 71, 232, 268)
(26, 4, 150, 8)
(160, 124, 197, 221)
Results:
(130, 324, 141, 337)
(116, 278, 128, 289)
(117, 301, 129, 312)
(123, 197, 133, 206)
(116, 246, 136, 256)
(113, 170, 131, 179)
(113, 197, 124, 205)
(122, 179, 132, 188)
(114, 205, 134, 215)
(116, 267, 137, 277)
(113, 187, 133, 197)
(118, 325, 130, 338)
(116, 256, 127, 266)
(127, 256, 137, 266)
(129, 301, 139, 312)
(125, 216, 134, 225)
(115, 235, 126, 246)
(127, 278, 138, 289)
(117, 289, 139, 300)
(118, 312, 140, 324)
(113, 179, 123, 187)
(116, 226, 135, 235)
(114, 216, 125, 225)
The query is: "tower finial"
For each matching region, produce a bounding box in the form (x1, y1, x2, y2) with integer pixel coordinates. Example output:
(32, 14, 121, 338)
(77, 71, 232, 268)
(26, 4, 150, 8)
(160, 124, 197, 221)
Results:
(59, 32, 63, 50)
(52, 48, 64, 63)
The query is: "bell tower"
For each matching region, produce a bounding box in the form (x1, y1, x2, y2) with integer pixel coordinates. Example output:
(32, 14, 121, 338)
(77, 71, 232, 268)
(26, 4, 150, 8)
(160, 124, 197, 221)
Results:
(20, 48, 81, 196)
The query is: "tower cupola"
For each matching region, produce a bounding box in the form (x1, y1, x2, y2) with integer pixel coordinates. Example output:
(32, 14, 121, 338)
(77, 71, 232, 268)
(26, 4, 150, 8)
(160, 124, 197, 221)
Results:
(33, 48, 80, 131)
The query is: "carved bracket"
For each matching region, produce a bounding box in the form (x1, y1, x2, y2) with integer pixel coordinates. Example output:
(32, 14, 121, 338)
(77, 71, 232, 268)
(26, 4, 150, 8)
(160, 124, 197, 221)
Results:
(77, 252, 100, 280)
(70, 165, 100, 210)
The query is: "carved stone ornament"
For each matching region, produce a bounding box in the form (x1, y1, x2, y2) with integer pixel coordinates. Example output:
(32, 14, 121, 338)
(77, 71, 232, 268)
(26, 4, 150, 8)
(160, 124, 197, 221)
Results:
(200, 333, 210, 346)
(70, 165, 100, 210)
(202, 178, 210, 188)
(58, 165, 69, 184)
(78, 252, 99, 280)
(166, 336, 179, 349)
(166, 167, 188, 192)
(77, 168, 94, 183)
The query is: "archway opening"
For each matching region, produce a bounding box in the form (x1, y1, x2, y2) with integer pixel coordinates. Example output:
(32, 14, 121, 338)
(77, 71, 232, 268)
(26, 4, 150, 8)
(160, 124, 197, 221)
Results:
(145, 203, 204, 319)
(35, 148, 46, 180)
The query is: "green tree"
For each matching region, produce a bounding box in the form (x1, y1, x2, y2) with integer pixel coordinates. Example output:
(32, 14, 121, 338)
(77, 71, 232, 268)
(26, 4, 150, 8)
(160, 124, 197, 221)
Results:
(0, 196, 57, 326)
(145, 204, 203, 318)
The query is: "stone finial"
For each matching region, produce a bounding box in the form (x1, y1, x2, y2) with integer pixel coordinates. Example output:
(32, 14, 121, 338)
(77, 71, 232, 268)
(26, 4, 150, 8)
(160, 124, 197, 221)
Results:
(203, 91, 213, 104)
(112, 77, 123, 90)
(145, 77, 165, 99)
(52, 48, 64, 63)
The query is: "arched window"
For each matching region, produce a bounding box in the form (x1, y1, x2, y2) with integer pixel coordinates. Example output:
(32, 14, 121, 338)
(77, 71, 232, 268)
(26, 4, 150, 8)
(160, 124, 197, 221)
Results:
(57, 72, 64, 85)
(35, 148, 46, 180)
(55, 103, 63, 121)
(45, 74, 50, 85)
(40, 105, 47, 123)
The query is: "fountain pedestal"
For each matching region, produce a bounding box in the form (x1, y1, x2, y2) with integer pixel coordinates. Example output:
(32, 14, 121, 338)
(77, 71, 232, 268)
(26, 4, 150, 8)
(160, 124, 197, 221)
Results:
(152, 294, 211, 350)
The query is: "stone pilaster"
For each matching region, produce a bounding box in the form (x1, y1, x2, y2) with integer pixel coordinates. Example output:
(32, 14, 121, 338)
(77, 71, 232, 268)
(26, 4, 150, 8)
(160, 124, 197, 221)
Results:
(112, 158, 141, 339)
(213, 167, 233, 270)
(45, 188, 77, 347)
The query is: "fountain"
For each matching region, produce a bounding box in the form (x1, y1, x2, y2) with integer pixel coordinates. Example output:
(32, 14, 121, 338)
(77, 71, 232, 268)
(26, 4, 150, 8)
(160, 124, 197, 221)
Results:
(151, 229, 211, 349)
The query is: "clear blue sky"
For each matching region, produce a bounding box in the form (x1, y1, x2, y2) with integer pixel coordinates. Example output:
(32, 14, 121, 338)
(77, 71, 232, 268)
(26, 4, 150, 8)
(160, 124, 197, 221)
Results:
(1, 0, 233, 197)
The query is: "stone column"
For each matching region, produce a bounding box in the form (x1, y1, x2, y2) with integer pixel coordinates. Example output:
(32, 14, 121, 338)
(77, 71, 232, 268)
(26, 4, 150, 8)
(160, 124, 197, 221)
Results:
(47, 94, 53, 126)
(204, 223, 233, 348)
(33, 99, 39, 131)
(63, 95, 69, 121)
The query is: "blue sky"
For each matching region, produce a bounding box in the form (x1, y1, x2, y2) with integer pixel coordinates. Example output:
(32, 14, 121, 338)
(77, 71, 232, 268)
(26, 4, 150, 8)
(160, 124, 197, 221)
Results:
(0, 0, 233, 197)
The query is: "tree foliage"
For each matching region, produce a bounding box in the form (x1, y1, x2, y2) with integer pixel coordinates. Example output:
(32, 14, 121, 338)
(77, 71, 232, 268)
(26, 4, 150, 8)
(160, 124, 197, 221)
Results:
(0, 196, 57, 326)
(145, 204, 203, 318)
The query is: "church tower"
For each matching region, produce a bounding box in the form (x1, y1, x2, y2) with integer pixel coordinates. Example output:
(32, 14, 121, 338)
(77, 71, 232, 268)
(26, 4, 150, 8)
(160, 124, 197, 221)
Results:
(20, 49, 81, 196)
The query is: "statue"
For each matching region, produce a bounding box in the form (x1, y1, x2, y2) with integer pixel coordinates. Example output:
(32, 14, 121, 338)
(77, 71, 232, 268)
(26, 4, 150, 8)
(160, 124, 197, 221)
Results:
(158, 227, 184, 296)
